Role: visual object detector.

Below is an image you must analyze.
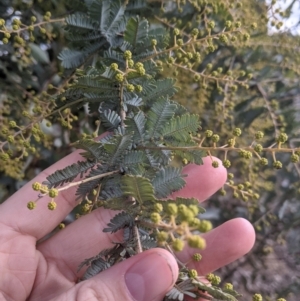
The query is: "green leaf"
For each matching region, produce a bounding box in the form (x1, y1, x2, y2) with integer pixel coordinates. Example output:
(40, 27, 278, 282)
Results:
(99, 109, 121, 130)
(121, 151, 147, 175)
(59, 40, 107, 68)
(104, 134, 133, 165)
(67, 32, 103, 42)
(90, 0, 126, 46)
(124, 95, 143, 109)
(161, 114, 200, 141)
(43, 160, 96, 188)
(121, 175, 155, 204)
(102, 196, 127, 210)
(152, 167, 186, 198)
(103, 211, 135, 233)
(148, 143, 171, 165)
(66, 13, 97, 30)
(166, 140, 204, 165)
(126, 111, 146, 143)
(122, 150, 148, 168)
(103, 49, 126, 66)
(145, 98, 177, 138)
(124, 16, 149, 49)
(126, 0, 149, 14)
(73, 139, 104, 161)
(101, 175, 123, 200)
(144, 149, 161, 168)
(81, 257, 110, 280)
(142, 78, 177, 105)
(75, 76, 117, 91)
(75, 165, 109, 199)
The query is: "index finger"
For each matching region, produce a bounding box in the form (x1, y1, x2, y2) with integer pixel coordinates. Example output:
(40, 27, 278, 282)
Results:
(171, 157, 227, 202)
(0, 149, 85, 239)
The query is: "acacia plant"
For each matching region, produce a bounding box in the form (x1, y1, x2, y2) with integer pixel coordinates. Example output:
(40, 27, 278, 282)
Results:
(1, 0, 300, 300)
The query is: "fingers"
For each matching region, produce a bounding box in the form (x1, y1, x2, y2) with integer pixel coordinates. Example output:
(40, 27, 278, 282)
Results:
(37, 207, 119, 280)
(0, 149, 84, 239)
(170, 157, 227, 202)
(50, 249, 178, 301)
(176, 218, 255, 275)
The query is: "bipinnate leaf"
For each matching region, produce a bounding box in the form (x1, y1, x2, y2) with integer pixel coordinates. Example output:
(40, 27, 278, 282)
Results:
(58, 40, 107, 68)
(100, 109, 121, 130)
(145, 98, 177, 138)
(161, 114, 200, 141)
(81, 257, 111, 280)
(43, 160, 96, 188)
(140, 235, 157, 250)
(167, 140, 204, 165)
(73, 139, 104, 161)
(103, 211, 135, 233)
(142, 78, 177, 105)
(124, 16, 148, 49)
(104, 134, 133, 165)
(65, 13, 97, 30)
(122, 150, 148, 167)
(152, 166, 186, 198)
(75, 165, 110, 199)
(90, 0, 126, 46)
(121, 175, 155, 204)
(126, 111, 146, 143)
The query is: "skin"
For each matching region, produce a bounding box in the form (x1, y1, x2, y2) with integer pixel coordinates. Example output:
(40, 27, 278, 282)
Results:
(0, 152, 255, 301)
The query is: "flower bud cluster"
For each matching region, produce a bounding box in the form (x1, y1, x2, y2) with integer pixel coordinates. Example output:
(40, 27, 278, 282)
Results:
(206, 273, 221, 285)
(29, 182, 59, 210)
(151, 202, 209, 252)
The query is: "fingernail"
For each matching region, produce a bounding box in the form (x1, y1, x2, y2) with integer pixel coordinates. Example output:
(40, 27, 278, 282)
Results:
(125, 252, 175, 301)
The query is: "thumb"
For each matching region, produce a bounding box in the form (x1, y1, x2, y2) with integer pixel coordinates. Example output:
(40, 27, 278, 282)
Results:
(58, 249, 178, 301)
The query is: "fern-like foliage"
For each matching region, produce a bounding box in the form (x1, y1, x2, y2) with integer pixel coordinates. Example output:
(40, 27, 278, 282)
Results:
(103, 211, 135, 233)
(145, 98, 177, 139)
(75, 164, 113, 200)
(43, 160, 96, 188)
(140, 234, 157, 250)
(152, 167, 186, 198)
(99, 109, 121, 130)
(121, 175, 155, 204)
(162, 114, 200, 142)
(103, 134, 133, 166)
(73, 138, 106, 161)
(59, 0, 127, 68)
(126, 111, 146, 144)
(81, 257, 111, 281)
(124, 16, 149, 51)
(168, 140, 205, 165)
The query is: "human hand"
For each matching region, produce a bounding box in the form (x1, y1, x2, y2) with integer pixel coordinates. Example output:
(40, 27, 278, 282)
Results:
(0, 152, 255, 301)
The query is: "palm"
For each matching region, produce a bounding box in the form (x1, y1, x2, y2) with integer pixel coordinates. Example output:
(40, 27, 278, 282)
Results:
(0, 153, 255, 301)
(0, 228, 38, 300)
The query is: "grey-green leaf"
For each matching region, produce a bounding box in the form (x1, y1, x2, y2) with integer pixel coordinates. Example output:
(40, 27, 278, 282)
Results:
(161, 114, 200, 141)
(145, 98, 177, 138)
(152, 167, 185, 198)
